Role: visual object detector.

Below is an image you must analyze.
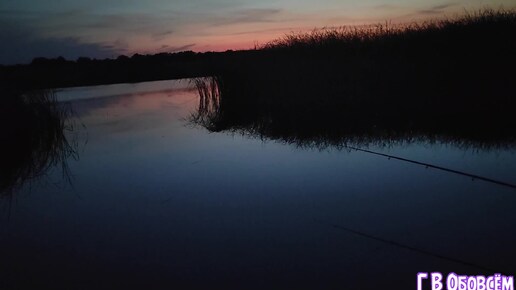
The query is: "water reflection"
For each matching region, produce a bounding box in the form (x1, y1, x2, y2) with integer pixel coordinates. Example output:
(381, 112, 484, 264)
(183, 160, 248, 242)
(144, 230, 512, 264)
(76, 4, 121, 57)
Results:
(1, 80, 515, 289)
(188, 78, 516, 276)
(191, 77, 516, 150)
(0, 89, 77, 197)
(190, 77, 516, 191)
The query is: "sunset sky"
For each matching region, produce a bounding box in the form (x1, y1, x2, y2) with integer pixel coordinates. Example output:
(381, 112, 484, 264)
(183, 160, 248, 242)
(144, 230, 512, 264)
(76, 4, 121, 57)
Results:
(1, 0, 515, 64)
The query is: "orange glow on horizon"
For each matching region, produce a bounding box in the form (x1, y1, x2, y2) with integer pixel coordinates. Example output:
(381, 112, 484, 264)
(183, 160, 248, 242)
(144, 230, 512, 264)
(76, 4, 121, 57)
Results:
(122, 5, 516, 56)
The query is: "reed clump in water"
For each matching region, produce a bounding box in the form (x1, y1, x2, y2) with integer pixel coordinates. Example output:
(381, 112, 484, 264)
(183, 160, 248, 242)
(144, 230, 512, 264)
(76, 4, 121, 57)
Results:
(191, 10, 516, 149)
(0, 89, 78, 197)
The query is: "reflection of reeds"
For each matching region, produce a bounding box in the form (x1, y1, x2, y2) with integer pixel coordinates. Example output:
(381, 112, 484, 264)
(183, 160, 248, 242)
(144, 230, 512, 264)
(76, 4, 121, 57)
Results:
(190, 10, 516, 149)
(190, 77, 222, 130)
(0, 89, 78, 197)
(192, 77, 516, 190)
(191, 73, 516, 150)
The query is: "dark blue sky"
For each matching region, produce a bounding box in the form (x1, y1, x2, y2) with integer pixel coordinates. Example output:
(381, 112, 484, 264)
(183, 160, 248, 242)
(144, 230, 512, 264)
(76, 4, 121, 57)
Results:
(1, 0, 514, 64)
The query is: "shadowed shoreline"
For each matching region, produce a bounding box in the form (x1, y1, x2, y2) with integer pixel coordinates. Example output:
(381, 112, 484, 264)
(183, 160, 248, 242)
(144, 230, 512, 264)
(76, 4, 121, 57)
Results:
(189, 10, 516, 149)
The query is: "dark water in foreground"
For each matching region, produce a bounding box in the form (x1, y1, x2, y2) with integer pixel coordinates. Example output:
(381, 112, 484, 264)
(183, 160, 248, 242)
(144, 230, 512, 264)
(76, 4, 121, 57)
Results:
(1, 79, 515, 289)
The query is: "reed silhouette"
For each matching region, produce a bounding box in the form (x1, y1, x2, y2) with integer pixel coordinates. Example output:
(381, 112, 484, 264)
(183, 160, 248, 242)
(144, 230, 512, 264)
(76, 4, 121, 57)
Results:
(191, 10, 516, 149)
(0, 89, 77, 197)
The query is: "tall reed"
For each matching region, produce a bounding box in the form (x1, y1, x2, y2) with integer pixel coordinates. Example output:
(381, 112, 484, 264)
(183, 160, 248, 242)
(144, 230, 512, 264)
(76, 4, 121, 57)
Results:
(0, 89, 78, 196)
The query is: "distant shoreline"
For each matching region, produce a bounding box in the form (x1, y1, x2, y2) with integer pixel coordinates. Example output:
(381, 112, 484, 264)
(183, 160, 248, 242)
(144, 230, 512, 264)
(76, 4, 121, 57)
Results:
(1, 9, 515, 91)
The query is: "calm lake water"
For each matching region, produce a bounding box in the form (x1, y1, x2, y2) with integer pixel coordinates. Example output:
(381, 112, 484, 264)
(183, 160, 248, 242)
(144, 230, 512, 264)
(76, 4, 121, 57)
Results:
(1, 79, 516, 289)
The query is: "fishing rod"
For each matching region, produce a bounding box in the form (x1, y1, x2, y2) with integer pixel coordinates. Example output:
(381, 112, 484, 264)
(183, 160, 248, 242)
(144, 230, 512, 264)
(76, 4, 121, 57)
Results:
(344, 145, 516, 190)
(313, 219, 508, 273)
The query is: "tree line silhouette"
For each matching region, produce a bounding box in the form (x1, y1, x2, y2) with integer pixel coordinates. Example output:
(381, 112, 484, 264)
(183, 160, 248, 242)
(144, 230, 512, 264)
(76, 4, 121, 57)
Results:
(0, 50, 257, 90)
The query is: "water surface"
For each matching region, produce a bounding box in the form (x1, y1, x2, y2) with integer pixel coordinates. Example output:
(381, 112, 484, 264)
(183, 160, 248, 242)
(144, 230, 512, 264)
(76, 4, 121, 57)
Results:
(1, 79, 515, 289)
